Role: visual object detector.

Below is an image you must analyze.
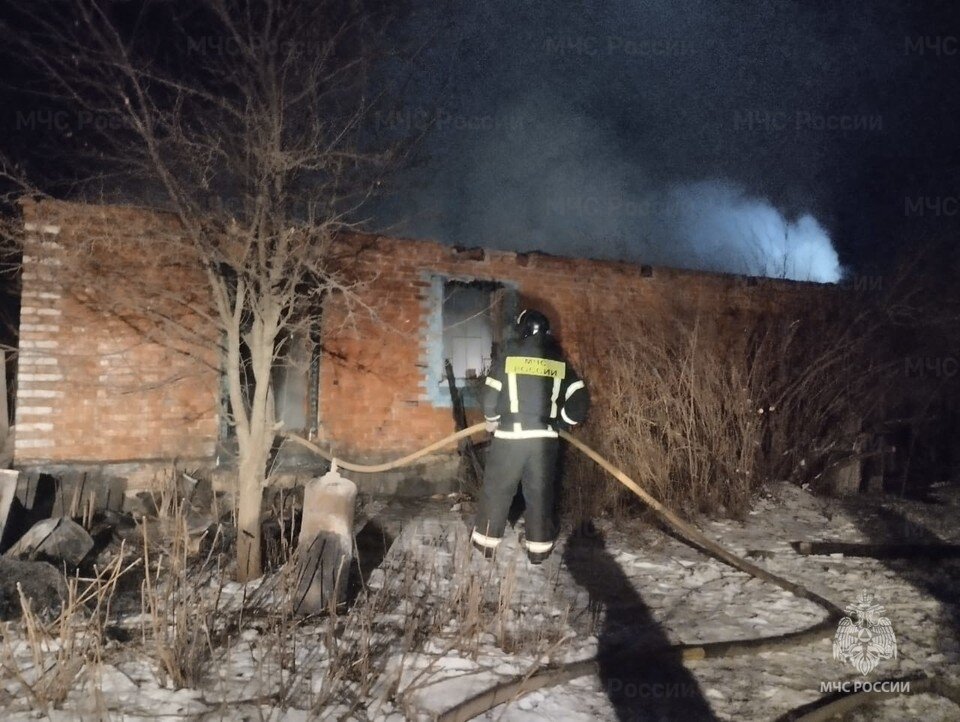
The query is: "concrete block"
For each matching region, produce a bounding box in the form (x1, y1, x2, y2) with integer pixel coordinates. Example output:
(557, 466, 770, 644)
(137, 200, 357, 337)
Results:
(5, 517, 94, 566)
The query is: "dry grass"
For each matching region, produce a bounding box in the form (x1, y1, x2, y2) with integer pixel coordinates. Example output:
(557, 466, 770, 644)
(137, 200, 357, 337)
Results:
(568, 300, 890, 520)
(0, 487, 574, 716)
(747, 309, 894, 492)
(278, 523, 575, 717)
(138, 504, 225, 688)
(570, 312, 764, 519)
(0, 550, 139, 711)
(0, 475, 226, 711)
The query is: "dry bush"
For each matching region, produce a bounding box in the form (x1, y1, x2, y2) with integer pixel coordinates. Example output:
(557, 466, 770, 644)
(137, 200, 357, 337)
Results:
(0, 551, 138, 712)
(136, 472, 240, 689)
(568, 311, 762, 520)
(567, 296, 890, 520)
(138, 503, 226, 689)
(746, 306, 893, 492)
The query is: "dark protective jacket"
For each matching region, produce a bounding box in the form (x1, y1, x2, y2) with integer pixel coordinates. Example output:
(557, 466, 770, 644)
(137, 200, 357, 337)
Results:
(482, 334, 590, 439)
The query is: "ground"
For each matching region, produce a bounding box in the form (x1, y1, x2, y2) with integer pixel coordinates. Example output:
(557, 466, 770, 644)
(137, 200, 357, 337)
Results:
(1, 481, 959, 720)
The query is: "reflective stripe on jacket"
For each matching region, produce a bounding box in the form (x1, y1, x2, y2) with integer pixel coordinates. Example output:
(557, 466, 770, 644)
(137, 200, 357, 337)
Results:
(482, 335, 589, 438)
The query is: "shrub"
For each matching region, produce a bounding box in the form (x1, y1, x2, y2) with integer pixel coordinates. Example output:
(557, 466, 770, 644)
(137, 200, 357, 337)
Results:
(564, 296, 890, 520)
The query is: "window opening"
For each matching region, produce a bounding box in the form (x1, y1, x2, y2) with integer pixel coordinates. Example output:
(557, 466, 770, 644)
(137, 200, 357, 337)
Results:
(438, 279, 514, 407)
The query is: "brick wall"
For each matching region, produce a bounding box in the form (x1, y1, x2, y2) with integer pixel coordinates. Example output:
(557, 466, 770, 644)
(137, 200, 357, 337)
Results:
(13, 200, 826, 478)
(15, 200, 219, 468)
(318, 236, 822, 460)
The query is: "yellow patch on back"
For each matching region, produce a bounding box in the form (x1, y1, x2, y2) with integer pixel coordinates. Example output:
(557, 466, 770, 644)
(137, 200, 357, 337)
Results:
(505, 356, 566, 379)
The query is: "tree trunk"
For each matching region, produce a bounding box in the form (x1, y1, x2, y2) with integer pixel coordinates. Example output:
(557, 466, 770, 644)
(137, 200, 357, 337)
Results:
(232, 310, 280, 582)
(235, 449, 266, 581)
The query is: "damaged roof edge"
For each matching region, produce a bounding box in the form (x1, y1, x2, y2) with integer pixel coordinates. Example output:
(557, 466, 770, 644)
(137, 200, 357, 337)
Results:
(19, 195, 833, 292)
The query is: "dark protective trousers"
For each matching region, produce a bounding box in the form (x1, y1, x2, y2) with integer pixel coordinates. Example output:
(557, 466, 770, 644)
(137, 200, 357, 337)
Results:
(473, 436, 560, 550)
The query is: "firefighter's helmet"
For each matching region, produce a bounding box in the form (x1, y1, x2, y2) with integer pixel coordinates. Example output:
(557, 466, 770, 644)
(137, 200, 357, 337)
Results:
(516, 309, 550, 339)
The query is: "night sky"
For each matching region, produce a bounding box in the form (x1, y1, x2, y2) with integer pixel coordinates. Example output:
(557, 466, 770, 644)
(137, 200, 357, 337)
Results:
(375, 0, 960, 281)
(2, 0, 959, 282)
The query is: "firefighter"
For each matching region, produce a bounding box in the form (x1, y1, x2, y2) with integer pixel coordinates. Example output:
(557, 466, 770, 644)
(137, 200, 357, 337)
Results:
(472, 309, 590, 563)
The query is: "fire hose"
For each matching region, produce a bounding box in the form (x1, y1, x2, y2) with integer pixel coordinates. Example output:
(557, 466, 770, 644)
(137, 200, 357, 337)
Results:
(284, 424, 957, 721)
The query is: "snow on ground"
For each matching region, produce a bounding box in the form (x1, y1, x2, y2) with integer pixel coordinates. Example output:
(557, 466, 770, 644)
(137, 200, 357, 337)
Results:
(469, 482, 960, 721)
(0, 482, 959, 720)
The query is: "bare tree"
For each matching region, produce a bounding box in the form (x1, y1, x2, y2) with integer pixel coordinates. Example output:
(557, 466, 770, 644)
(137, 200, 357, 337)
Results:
(1, 0, 400, 579)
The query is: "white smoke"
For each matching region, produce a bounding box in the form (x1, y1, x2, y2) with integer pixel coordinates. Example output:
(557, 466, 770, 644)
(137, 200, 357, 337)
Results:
(654, 181, 843, 282)
(391, 95, 843, 284)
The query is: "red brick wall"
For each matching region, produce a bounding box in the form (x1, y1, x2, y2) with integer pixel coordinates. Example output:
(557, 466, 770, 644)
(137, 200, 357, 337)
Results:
(319, 236, 820, 460)
(14, 200, 823, 469)
(15, 200, 219, 465)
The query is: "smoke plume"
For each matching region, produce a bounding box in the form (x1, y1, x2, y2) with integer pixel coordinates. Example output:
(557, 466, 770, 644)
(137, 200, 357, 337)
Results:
(387, 93, 842, 283)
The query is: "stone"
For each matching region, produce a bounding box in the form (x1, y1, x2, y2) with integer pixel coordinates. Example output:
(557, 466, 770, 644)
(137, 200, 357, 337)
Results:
(87, 510, 137, 556)
(5, 517, 95, 566)
(132, 511, 214, 555)
(122, 491, 159, 519)
(131, 517, 162, 547)
(0, 557, 68, 620)
(294, 465, 357, 614)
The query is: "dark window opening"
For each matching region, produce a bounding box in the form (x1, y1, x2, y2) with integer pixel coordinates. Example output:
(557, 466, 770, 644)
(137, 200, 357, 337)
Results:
(440, 279, 515, 407)
(272, 330, 320, 435)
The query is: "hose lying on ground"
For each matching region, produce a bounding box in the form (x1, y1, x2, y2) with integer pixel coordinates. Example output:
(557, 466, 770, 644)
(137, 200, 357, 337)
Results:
(284, 425, 956, 721)
(792, 540, 960, 559)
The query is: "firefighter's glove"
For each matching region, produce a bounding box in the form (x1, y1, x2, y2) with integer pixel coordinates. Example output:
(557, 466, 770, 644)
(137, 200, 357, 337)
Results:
(485, 419, 499, 433)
